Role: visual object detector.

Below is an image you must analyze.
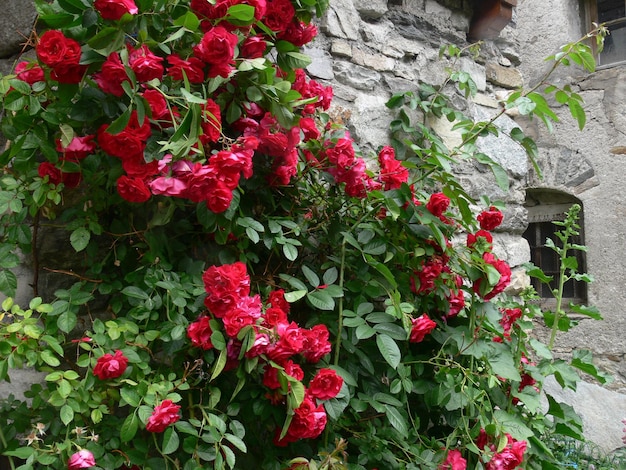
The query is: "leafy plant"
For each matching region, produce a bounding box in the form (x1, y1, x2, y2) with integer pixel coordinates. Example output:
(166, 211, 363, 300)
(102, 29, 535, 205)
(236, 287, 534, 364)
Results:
(0, 0, 612, 469)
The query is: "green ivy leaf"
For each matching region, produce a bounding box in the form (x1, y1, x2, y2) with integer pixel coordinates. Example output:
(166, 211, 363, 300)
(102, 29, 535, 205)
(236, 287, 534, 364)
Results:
(384, 404, 408, 435)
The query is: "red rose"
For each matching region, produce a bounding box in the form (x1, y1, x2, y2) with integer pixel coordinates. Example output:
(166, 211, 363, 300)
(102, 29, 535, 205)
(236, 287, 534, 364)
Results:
(129, 44, 164, 82)
(202, 262, 251, 318)
(205, 180, 233, 213)
(141, 89, 170, 122)
(116, 175, 151, 203)
(276, 396, 326, 444)
(263, 0, 295, 34)
(268, 321, 305, 362)
(93, 350, 128, 380)
(36, 30, 77, 67)
(145, 400, 181, 433)
(472, 252, 511, 300)
(301, 324, 331, 363)
(166, 54, 205, 83)
(193, 26, 239, 65)
(277, 19, 318, 47)
(268, 289, 290, 314)
(439, 449, 467, 470)
(263, 359, 304, 389)
(221, 295, 262, 337)
(38, 162, 62, 185)
(94, 0, 138, 20)
(68, 450, 96, 470)
(426, 192, 450, 217)
(308, 368, 343, 400)
(14, 61, 44, 84)
(477, 206, 504, 231)
(409, 314, 436, 343)
(199, 99, 222, 144)
(466, 229, 493, 248)
(241, 36, 268, 59)
(93, 53, 129, 96)
(187, 316, 214, 350)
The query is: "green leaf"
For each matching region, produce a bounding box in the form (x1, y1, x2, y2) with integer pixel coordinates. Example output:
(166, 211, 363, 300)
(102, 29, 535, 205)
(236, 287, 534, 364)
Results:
(57, 310, 77, 333)
(40, 350, 60, 367)
(301, 265, 320, 287)
(3, 447, 34, 459)
(121, 388, 141, 407)
(282, 243, 298, 261)
(60, 404, 74, 425)
(384, 404, 408, 435)
(162, 427, 180, 454)
(376, 334, 401, 369)
(283, 290, 307, 302)
(120, 413, 139, 442)
(0, 269, 18, 297)
(224, 433, 247, 453)
(122, 286, 150, 300)
(494, 410, 535, 441)
(173, 11, 200, 31)
(211, 348, 228, 381)
(307, 290, 335, 311)
(227, 4, 255, 23)
(70, 227, 90, 252)
(571, 349, 611, 384)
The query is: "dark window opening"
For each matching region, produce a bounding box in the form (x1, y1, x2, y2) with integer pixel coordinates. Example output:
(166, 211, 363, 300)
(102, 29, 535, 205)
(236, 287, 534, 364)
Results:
(523, 190, 587, 304)
(588, 0, 626, 66)
(523, 221, 587, 301)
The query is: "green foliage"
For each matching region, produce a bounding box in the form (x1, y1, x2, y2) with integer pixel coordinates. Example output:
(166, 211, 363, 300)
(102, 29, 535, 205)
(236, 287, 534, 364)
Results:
(0, 1, 612, 469)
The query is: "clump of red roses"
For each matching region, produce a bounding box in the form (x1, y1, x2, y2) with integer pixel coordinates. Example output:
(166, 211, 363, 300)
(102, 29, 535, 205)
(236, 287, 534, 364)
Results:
(187, 261, 343, 443)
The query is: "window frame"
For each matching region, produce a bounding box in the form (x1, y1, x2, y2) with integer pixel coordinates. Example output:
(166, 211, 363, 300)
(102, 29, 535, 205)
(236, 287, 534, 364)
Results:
(523, 196, 588, 309)
(585, 0, 626, 68)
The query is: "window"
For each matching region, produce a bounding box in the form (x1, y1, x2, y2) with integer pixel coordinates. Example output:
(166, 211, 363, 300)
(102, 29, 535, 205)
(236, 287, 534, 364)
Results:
(587, 0, 626, 66)
(523, 190, 587, 304)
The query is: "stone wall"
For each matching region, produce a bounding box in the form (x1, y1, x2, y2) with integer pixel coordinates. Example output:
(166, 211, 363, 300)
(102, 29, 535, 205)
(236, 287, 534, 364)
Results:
(3, 0, 626, 453)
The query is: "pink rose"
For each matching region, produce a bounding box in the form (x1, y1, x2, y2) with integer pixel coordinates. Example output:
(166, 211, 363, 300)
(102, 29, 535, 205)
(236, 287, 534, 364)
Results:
(67, 449, 96, 469)
(145, 400, 181, 433)
(94, 0, 138, 20)
(409, 314, 437, 343)
(15, 61, 45, 84)
(93, 350, 129, 380)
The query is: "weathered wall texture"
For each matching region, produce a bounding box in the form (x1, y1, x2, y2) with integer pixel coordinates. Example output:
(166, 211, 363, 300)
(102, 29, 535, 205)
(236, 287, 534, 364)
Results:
(2, 0, 626, 452)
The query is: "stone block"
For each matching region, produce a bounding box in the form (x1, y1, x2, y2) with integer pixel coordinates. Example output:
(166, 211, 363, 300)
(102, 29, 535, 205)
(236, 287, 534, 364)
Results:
(333, 60, 382, 91)
(485, 62, 523, 89)
(354, 0, 388, 19)
(330, 39, 352, 58)
(0, 0, 37, 58)
(322, 0, 361, 40)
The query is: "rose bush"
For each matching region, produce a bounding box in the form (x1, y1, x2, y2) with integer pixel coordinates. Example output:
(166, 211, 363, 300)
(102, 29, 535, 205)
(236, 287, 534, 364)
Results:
(0, 0, 611, 469)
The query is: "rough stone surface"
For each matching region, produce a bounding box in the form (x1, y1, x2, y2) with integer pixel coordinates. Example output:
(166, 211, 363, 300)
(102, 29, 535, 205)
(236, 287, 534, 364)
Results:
(485, 62, 524, 89)
(543, 376, 626, 452)
(0, 1, 36, 58)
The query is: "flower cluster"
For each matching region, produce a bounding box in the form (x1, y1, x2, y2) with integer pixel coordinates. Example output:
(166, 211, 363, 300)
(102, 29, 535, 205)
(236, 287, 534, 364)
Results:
(477, 430, 527, 470)
(188, 262, 342, 442)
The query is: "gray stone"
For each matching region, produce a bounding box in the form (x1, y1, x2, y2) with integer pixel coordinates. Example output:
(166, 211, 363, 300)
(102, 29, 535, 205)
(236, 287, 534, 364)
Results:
(333, 60, 382, 91)
(459, 57, 487, 91)
(0, 1, 37, 58)
(543, 376, 626, 453)
(485, 62, 524, 89)
(322, 0, 361, 40)
(304, 46, 335, 80)
(354, 0, 388, 19)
